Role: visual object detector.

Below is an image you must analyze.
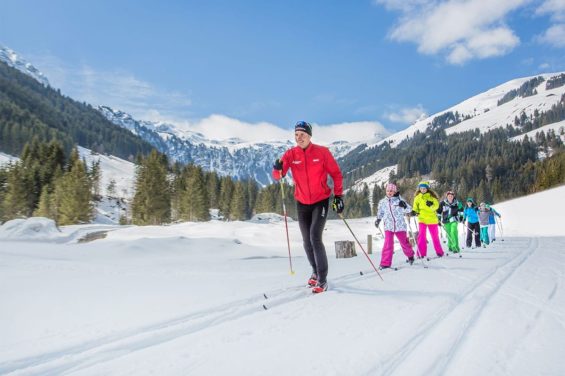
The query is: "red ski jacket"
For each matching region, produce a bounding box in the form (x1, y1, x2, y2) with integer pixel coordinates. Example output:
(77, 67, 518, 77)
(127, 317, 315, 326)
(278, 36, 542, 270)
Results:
(272, 143, 343, 205)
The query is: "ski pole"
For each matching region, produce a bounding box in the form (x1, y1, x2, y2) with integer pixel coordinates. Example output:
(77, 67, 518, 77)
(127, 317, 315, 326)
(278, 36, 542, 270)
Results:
(441, 221, 462, 256)
(406, 216, 426, 267)
(497, 217, 504, 241)
(279, 171, 295, 275)
(376, 222, 385, 238)
(338, 213, 383, 281)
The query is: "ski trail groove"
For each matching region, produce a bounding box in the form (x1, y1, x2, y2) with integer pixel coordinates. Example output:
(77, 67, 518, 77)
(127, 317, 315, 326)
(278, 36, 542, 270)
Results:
(369, 238, 537, 376)
(0, 286, 311, 375)
(1, 258, 398, 375)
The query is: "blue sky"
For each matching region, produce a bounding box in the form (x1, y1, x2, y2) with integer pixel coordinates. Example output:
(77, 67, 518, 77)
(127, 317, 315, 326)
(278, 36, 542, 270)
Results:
(1, 0, 564, 139)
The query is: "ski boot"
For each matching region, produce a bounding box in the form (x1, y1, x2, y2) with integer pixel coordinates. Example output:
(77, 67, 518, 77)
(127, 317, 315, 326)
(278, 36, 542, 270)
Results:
(312, 281, 328, 294)
(307, 273, 318, 287)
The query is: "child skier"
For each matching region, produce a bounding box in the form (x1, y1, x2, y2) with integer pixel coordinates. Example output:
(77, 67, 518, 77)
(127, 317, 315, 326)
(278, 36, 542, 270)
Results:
(375, 183, 416, 269)
(410, 181, 444, 258)
(438, 191, 464, 253)
(463, 198, 481, 248)
(478, 202, 491, 247)
(486, 203, 501, 242)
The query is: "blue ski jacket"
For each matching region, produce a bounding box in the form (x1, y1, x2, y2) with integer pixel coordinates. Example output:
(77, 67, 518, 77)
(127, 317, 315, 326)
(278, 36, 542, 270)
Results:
(463, 206, 479, 224)
(488, 208, 501, 224)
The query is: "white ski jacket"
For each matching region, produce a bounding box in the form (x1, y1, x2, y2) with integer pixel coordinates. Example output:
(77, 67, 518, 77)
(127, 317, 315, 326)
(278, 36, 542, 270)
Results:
(376, 195, 412, 232)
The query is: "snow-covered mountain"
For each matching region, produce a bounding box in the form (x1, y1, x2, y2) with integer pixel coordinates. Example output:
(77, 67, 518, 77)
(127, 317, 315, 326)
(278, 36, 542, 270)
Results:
(99, 106, 380, 187)
(366, 72, 565, 150)
(0, 44, 49, 86)
(346, 72, 565, 192)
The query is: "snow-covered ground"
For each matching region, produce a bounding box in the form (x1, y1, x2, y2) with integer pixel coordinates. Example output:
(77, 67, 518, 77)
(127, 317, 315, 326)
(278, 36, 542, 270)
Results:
(77, 146, 135, 199)
(0, 152, 18, 166)
(350, 164, 398, 193)
(510, 119, 565, 143)
(0, 186, 564, 375)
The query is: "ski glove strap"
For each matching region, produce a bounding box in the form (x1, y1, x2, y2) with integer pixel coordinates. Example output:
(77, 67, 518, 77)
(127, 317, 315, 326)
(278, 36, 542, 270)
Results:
(332, 196, 344, 214)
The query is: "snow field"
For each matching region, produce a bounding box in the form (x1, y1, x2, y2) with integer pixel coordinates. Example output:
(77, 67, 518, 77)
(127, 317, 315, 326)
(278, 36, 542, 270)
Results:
(0, 187, 564, 375)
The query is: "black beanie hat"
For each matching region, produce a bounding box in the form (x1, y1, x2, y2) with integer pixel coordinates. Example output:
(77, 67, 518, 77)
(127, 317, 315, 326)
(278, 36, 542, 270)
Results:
(295, 121, 312, 136)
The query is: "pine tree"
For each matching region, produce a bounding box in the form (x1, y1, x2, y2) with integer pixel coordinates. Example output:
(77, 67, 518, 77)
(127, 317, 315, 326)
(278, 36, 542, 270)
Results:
(2, 163, 30, 219)
(246, 180, 259, 218)
(218, 176, 234, 220)
(206, 172, 221, 208)
(229, 181, 246, 221)
(131, 150, 171, 225)
(89, 159, 102, 199)
(179, 165, 210, 221)
(52, 153, 93, 225)
(107, 179, 117, 198)
(34, 185, 54, 218)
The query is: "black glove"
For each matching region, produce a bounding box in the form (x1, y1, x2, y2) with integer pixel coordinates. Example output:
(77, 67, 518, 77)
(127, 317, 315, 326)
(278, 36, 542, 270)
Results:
(398, 200, 407, 209)
(273, 158, 283, 171)
(425, 200, 433, 207)
(409, 210, 417, 217)
(375, 218, 381, 228)
(332, 196, 344, 214)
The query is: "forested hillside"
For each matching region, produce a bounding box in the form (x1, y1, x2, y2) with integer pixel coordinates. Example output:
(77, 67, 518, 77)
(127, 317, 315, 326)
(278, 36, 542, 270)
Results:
(338, 78, 565, 213)
(0, 61, 153, 160)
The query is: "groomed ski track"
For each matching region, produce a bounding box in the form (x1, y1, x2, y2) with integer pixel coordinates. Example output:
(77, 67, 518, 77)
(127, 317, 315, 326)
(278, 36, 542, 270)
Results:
(1, 237, 564, 375)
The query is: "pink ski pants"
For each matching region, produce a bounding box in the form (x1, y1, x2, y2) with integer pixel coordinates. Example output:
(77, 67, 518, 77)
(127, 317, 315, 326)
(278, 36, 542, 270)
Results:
(380, 231, 415, 267)
(417, 223, 444, 257)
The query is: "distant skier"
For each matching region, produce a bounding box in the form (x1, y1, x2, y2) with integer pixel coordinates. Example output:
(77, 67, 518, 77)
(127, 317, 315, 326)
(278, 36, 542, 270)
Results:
(478, 202, 491, 247)
(272, 121, 343, 294)
(438, 191, 464, 253)
(375, 183, 415, 269)
(486, 203, 501, 242)
(463, 198, 481, 248)
(410, 181, 444, 258)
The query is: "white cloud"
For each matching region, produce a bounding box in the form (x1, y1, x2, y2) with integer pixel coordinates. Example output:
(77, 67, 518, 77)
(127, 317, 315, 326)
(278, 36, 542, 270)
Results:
(536, 0, 565, 21)
(30, 53, 193, 119)
(168, 114, 290, 143)
(385, 105, 427, 124)
(535, 1, 565, 49)
(158, 115, 391, 144)
(538, 23, 565, 48)
(538, 62, 551, 70)
(375, 0, 528, 64)
(312, 121, 392, 144)
(448, 27, 520, 64)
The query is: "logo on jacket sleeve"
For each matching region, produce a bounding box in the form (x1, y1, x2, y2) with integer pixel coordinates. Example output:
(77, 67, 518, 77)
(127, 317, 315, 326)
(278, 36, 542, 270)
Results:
(292, 160, 302, 165)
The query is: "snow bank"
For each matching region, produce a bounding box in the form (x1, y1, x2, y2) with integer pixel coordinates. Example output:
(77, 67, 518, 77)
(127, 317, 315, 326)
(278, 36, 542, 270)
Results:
(0, 217, 64, 241)
(494, 184, 565, 237)
(249, 212, 291, 223)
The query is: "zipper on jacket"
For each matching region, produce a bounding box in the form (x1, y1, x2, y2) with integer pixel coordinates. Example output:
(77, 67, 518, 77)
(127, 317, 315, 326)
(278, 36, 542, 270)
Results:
(302, 147, 312, 202)
(388, 198, 396, 232)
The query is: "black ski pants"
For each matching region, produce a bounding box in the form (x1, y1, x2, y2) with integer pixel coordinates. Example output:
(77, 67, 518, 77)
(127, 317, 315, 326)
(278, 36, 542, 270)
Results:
(297, 198, 329, 284)
(466, 221, 481, 247)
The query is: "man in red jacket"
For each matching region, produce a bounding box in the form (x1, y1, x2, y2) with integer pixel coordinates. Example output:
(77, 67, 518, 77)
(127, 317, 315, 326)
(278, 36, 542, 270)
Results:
(273, 121, 344, 293)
